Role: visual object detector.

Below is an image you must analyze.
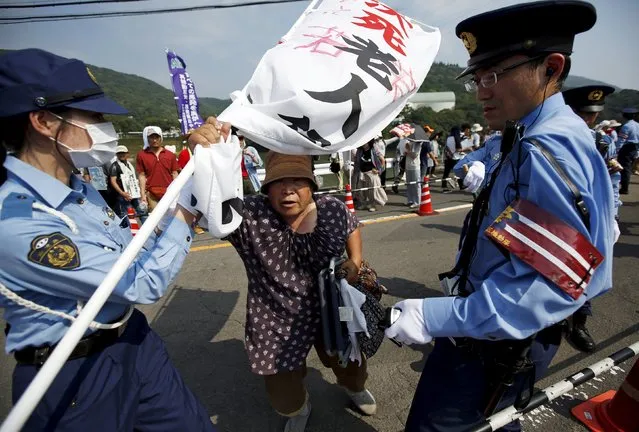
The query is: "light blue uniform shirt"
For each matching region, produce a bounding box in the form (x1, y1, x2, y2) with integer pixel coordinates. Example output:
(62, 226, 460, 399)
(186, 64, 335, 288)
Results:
(0, 156, 193, 353)
(453, 135, 503, 186)
(596, 131, 622, 213)
(618, 119, 639, 147)
(423, 93, 615, 340)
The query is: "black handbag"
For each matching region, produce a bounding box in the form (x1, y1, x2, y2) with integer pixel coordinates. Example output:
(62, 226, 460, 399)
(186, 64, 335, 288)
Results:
(318, 257, 386, 367)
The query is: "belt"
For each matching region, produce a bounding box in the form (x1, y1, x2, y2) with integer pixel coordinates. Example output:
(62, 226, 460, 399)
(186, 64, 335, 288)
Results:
(14, 322, 128, 366)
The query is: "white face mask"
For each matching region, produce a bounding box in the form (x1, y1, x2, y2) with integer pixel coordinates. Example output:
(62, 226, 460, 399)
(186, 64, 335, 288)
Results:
(50, 113, 119, 168)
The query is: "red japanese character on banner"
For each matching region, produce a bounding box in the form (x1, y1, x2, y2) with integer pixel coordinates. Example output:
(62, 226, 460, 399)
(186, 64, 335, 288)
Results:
(295, 26, 348, 57)
(364, 0, 413, 36)
(390, 62, 416, 101)
(353, 10, 407, 56)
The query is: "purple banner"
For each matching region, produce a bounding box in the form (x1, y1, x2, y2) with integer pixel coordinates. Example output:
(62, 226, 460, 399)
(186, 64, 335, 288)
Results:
(166, 50, 204, 136)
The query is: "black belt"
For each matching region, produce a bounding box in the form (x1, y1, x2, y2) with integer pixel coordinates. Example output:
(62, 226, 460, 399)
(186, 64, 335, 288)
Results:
(14, 322, 128, 366)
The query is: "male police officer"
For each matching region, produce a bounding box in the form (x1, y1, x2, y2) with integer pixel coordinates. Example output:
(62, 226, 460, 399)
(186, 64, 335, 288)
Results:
(562, 85, 621, 353)
(385, 2, 614, 431)
(617, 107, 639, 194)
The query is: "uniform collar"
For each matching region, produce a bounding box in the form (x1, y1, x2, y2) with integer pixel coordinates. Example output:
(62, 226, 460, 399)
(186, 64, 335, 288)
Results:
(4, 156, 85, 209)
(520, 92, 566, 132)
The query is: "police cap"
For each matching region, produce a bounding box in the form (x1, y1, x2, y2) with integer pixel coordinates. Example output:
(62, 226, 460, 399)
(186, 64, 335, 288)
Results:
(0, 48, 128, 118)
(563, 85, 614, 113)
(455, 1, 596, 79)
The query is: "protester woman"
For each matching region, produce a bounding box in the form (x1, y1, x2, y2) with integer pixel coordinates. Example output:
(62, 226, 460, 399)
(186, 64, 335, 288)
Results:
(189, 120, 378, 432)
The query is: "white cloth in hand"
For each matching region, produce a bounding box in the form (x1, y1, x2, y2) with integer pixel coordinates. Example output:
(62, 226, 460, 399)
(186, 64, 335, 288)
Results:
(463, 161, 485, 193)
(384, 299, 432, 345)
(613, 219, 620, 244)
(338, 279, 368, 365)
(176, 177, 196, 216)
(191, 138, 244, 238)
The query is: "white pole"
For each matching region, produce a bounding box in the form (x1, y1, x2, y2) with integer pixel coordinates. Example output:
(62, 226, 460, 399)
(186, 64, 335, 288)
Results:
(486, 340, 639, 431)
(0, 160, 195, 432)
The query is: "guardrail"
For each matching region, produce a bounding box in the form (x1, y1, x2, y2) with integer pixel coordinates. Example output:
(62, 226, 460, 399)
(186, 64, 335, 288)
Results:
(256, 158, 399, 181)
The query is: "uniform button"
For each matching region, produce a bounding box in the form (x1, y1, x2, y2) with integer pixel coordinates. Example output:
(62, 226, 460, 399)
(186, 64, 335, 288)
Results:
(77, 198, 85, 204)
(103, 221, 110, 226)
(186, 236, 191, 242)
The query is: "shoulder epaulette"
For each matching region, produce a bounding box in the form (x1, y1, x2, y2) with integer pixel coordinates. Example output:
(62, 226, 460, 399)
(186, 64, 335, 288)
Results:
(0, 192, 34, 220)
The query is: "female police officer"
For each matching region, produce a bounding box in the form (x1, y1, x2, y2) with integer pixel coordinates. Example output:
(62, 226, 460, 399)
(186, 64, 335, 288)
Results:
(0, 49, 215, 431)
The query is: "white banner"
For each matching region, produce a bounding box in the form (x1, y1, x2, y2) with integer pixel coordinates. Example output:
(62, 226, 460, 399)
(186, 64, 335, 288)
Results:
(219, 0, 441, 155)
(120, 172, 141, 199)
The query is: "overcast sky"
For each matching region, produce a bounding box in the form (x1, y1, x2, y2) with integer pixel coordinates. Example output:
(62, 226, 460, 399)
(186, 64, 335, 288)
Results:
(1, 0, 637, 98)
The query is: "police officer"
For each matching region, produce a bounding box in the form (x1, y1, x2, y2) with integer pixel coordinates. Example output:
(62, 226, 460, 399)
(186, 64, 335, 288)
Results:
(0, 49, 215, 430)
(562, 85, 620, 353)
(617, 107, 639, 194)
(385, 2, 614, 431)
(453, 134, 502, 194)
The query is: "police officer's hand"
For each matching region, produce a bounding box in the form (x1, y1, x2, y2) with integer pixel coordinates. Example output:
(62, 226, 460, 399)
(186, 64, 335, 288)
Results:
(463, 161, 485, 193)
(385, 299, 433, 345)
(187, 117, 232, 152)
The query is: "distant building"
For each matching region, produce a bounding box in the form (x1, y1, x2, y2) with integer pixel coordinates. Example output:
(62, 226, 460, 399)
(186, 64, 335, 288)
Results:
(406, 92, 456, 112)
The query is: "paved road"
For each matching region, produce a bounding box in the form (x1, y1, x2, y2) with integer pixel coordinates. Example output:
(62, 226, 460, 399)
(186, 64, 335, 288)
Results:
(2, 176, 638, 431)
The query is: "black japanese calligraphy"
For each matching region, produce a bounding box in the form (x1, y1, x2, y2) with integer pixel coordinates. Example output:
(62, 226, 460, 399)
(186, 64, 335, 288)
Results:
(306, 73, 367, 139)
(277, 74, 368, 146)
(338, 35, 398, 90)
(278, 114, 331, 147)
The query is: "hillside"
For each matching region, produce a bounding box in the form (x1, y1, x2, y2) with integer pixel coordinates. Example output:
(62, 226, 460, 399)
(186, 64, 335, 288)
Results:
(88, 64, 230, 132)
(1, 48, 636, 135)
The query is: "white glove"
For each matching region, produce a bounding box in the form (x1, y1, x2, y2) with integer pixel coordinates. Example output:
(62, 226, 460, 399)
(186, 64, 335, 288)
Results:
(463, 161, 485, 193)
(613, 219, 620, 244)
(384, 299, 433, 345)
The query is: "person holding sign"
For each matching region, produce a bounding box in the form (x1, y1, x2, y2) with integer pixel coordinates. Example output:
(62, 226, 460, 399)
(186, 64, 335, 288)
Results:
(109, 145, 148, 222)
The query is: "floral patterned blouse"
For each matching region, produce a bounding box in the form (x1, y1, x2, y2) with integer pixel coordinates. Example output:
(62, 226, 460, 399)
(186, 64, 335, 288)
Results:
(226, 194, 359, 375)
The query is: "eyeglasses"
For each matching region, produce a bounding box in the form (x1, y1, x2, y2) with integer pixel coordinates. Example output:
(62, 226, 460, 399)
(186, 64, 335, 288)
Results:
(464, 56, 543, 92)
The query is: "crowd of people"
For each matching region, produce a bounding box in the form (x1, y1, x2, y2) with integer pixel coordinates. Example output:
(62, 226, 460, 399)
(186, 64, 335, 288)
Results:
(0, 1, 637, 432)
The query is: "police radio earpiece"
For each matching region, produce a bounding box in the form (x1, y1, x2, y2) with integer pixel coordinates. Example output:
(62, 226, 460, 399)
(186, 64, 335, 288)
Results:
(545, 67, 554, 77)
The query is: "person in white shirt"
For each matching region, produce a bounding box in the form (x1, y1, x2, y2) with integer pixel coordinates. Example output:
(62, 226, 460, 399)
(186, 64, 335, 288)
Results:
(443, 126, 473, 192)
(470, 123, 483, 149)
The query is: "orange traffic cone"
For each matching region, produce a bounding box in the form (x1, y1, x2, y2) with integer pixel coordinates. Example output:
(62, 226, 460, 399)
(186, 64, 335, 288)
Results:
(127, 207, 140, 236)
(572, 358, 639, 432)
(418, 176, 436, 216)
(344, 184, 355, 213)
